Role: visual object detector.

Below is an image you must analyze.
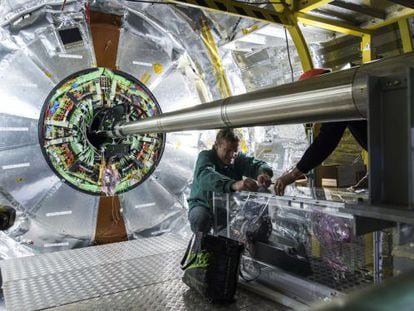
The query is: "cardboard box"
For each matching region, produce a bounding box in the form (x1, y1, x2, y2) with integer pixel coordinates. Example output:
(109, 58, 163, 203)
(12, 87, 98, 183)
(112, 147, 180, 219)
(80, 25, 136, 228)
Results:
(315, 165, 365, 188)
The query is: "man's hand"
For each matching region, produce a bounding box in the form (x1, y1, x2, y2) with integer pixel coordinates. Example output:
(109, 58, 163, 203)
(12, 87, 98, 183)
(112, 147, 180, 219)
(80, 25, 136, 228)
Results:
(274, 167, 304, 196)
(257, 173, 272, 188)
(231, 178, 258, 192)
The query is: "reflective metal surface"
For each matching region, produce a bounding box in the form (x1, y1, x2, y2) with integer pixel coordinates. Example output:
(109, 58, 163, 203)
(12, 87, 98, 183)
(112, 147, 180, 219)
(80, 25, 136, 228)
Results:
(0, 234, 286, 311)
(0, 49, 54, 119)
(110, 74, 357, 136)
(0, 144, 60, 209)
(0, 115, 38, 151)
(120, 176, 188, 236)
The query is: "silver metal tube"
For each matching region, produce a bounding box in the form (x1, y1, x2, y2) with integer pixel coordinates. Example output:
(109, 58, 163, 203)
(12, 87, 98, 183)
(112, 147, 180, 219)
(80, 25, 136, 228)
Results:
(109, 51, 414, 137)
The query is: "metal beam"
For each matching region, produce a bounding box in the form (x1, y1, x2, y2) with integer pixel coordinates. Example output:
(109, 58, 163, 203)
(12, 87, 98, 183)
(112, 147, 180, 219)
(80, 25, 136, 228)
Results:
(296, 12, 372, 37)
(387, 0, 414, 9)
(365, 7, 414, 30)
(298, 0, 334, 13)
(270, 3, 314, 72)
(398, 17, 414, 53)
(367, 71, 413, 208)
(168, 0, 291, 25)
(287, 24, 313, 71)
(312, 8, 360, 25)
(200, 18, 232, 98)
(361, 34, 373, 63)
(330, 0, 385, 20)
(343, 204, 414, 225)
(170, 0, 314, 72)
(286, 24, 313, 71)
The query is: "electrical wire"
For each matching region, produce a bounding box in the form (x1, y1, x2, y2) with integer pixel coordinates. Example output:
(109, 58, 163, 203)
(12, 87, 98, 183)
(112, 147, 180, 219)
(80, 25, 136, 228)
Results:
(228, 17, 242, 41)
(284, 26, 294, 82)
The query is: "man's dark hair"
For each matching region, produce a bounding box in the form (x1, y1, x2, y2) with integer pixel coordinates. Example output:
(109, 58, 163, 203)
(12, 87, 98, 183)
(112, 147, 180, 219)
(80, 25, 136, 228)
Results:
(215, 128, 240, 145)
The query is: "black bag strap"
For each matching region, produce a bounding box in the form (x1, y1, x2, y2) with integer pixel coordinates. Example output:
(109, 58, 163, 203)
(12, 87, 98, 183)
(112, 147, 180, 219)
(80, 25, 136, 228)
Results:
(180, 234, 197, 270)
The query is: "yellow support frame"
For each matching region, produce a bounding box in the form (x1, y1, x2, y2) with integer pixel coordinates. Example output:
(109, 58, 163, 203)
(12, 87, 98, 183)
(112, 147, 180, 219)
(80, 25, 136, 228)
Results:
(200, 19, 232, 98)
(286, 23, 314, 72)
(168, 0, 291, 25)
(298, 0, 335, 13)
(366, 7, 414, 30)
(170, 0, 387, 75)
(361, 34, 373, 63)
(398, 18, 414, 53)
(271, 3, 314, 72)
(296, 12, 372, 37)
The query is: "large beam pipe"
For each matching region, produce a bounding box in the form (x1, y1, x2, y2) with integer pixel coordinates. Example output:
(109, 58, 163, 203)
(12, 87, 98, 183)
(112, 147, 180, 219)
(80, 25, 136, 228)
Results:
(108, 52, 414, 137)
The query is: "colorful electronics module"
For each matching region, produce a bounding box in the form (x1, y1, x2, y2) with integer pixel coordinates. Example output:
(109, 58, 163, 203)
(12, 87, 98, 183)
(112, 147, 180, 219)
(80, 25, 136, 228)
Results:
(39, 68, 165, 195)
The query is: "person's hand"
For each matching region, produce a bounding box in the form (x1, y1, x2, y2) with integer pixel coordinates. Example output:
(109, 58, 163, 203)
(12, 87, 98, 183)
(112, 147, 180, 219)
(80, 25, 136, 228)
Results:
(274, 167, 304, 196)
(257, 173, 272, 188)
(231, 178, 258, 192)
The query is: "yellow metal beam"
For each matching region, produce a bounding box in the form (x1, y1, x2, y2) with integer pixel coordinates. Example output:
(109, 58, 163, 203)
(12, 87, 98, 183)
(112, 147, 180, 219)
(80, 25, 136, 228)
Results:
(286, 24, 314, 71)
(366, 7, 414, 30)
(296, 12, 372, 37)
(270, 3, 313, 72)
(298, 0, 335, 13)
(398, 18, 414, 53)
(168, 0, 291, 25)
(200, 19, 232, 98)
(361, 34, 373, 63)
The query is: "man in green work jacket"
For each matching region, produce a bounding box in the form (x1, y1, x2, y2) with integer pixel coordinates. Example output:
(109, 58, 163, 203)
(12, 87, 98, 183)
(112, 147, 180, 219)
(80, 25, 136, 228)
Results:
(188, 128, 273, 233)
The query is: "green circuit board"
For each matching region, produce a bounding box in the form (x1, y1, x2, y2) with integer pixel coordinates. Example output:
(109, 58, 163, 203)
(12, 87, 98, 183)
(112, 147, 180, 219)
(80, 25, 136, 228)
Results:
(39, 68, 165, 195)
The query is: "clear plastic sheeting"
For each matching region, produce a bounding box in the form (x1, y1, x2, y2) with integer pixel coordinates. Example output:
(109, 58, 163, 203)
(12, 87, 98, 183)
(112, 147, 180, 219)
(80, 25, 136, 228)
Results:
(0, 144, 60, 209)
(120, 177, 189, 237)
(254, 125, 309, 181)
(0, 191, 34, 258)
(152, 68, 204, 112)
(0, 231, 33, 259)
(0, 115, 38, 151)
(90, 0, 125, 16)
(3, 1, 94, 82)
(0, 49, 54, 119)
(118, 8, 184, 91)
(213, 192, 414, 304)
(27, 182, 99, 238)
(0, 0, 81, 25)
(124, 2, 229, 101)
(311, 211, 352, 245)
(213, 192, 374, 301)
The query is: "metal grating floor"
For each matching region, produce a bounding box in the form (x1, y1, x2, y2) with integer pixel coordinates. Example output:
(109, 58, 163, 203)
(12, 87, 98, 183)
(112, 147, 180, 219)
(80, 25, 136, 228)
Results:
(0, 234, 287, 311)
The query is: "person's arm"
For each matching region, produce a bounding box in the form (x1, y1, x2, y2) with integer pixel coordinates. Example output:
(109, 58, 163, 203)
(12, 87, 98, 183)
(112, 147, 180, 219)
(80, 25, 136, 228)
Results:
(195, 152, 261, 192)
(274, 167, 305, 195)
(236, 153, 273, 187)
(296, 122, 347, 173)
(275, 122, 347, 196)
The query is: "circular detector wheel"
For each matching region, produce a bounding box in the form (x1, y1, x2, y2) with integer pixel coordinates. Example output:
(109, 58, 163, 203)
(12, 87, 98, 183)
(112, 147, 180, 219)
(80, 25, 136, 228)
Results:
(39, 67, 165, 195)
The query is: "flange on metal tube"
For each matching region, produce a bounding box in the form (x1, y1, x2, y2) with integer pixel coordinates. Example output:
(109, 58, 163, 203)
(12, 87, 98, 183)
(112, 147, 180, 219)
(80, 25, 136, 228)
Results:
(107, 51, 414, 137)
